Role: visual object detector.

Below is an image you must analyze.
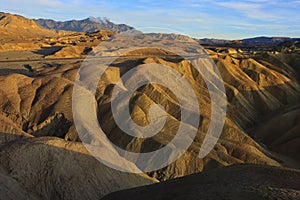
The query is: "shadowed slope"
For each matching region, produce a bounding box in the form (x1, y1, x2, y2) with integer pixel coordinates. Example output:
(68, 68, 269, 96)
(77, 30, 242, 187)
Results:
(255, 103, 300, 162)
(0, 136, 156, 200)
(102, 164, 300, 200)
(0, 52, 299, 180)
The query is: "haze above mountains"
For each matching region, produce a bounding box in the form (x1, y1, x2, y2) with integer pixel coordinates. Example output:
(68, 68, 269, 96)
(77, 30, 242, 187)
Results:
(0, 11, 300, 200)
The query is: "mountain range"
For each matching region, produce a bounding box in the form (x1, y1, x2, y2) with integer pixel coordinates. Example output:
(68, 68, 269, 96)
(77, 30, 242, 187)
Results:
(1, 11, 299, 46)
(199, 36, 300, 46)
(34, 17, 134, 33)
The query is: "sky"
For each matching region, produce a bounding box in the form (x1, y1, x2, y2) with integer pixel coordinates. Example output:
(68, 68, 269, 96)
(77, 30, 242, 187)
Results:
(1, 0, 300, 39)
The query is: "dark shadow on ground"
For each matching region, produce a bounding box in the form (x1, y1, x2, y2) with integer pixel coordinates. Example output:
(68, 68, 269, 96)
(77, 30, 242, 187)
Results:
(0, 68, 32, 76)
(32, 46, 64, 57)
(102, 164, 300, 200)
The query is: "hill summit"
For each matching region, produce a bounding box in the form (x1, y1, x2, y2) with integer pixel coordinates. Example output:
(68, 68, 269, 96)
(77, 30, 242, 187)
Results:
(0, 12, 58, 42)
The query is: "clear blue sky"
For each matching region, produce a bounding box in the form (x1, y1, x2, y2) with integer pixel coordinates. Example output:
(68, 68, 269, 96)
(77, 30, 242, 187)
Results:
(2, 0, 300, 39)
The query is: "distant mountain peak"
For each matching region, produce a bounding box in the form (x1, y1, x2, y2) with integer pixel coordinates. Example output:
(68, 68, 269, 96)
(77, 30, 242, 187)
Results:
(34, 17, 134, 33)
(87, 16, 110, 25)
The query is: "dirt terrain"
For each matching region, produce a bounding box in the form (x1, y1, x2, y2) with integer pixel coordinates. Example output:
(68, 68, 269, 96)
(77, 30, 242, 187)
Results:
(0, 12, 300, 200)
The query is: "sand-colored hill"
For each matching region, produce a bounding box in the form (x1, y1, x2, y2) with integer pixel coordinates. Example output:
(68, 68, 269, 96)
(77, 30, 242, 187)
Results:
(0, 12, 118, 55)
(0, 137, 156, 199)
(0, 12, 77, 53)
(0, 12, 58, 42)
(215, 54, 300, 129)
(0, 49, 299, 180)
